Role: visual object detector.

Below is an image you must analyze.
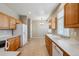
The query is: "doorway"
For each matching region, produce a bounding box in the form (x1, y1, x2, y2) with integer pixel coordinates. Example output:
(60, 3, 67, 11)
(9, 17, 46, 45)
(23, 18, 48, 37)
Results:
(32, 20, 49, 38)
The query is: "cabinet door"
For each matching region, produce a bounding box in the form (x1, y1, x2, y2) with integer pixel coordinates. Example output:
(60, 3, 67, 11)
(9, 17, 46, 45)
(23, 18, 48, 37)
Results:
(51, 17, 56, 29)
(14, 36, 20, 49)
(16, 19, 22, 24)
(45, 35, 52, 56)
(6, 36, 20, 51)
(7, 38, 16, 51)
(48, 40, 52, 56)
(9, 17, 16, 29)
(0, 13, 9, 29)
(64, 3, 79, 27)
(48, 20, 52, 28)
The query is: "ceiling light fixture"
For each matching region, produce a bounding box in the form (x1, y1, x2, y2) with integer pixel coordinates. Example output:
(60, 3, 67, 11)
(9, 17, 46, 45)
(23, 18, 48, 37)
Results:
(40, 17, 44, 25)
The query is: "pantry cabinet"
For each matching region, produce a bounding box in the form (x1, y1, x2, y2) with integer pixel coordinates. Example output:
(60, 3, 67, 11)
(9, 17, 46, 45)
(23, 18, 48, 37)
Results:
(0, 12, 9, 29)
(64, 3, 79, 28)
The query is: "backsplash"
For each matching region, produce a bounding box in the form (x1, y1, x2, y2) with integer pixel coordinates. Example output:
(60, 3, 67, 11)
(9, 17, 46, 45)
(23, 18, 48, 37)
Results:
(70, 28, 79, 40)
(0, 30, 12, 36)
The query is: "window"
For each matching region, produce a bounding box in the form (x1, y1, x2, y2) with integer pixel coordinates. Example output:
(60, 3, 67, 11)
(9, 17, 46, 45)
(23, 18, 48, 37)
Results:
(57, 9, 70, 37)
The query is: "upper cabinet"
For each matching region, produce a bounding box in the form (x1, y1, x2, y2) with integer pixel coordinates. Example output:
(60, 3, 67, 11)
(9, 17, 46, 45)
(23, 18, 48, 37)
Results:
(0, 12, 9, 29)
(0, 12, 20, 29)
(16, 19, 22, 24)
(64, 3, 79, 28)
(48, 20, 52, 29)
(48, 16, 56, 29)
(51, 17, 56, 29)
(9, 17, 16, 29)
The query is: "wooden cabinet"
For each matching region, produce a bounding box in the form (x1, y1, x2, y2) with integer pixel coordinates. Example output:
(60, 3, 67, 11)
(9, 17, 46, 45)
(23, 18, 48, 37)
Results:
(48, 17, 56, 29)
(51, 17, 56, 29)
(48, 20, 52, 28)
(14, 36, 20, 50)
(6, 36, 20, 51)
(0, 12, 21, 29)
(16, 19, 22, 24)
(64, 3, 79, 28)
(45, 35, 52, 56)
(9, 17, 16, 29)
(0, 12, 9, 29)
(45, 35, 70, 56)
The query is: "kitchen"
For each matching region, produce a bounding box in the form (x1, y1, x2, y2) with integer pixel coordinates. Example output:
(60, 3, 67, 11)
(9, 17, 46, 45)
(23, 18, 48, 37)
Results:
(0, 3, 79, 56)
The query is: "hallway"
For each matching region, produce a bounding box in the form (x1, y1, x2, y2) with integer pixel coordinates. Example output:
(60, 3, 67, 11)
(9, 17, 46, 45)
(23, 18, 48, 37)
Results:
(18, 38, 49, 56)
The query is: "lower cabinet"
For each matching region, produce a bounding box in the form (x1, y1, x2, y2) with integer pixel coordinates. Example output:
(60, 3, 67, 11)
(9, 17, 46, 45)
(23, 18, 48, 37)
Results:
(45, 35, 69, 56)
(45, 35, 52, 56)
(5, 36, 20, 51)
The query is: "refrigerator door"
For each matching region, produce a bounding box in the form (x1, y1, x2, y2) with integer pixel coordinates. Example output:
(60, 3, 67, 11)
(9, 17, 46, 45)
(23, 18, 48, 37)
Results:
(22, 32, 27, 46)
(13, 24, 27, 47)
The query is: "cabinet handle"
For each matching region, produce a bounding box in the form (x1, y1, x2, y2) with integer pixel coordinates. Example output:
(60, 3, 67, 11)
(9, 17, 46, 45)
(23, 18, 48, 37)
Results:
(5, 40, 10, 51)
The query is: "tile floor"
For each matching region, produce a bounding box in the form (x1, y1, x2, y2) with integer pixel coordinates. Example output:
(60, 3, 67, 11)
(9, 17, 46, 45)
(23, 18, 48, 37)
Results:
(18, 38, 49, 56)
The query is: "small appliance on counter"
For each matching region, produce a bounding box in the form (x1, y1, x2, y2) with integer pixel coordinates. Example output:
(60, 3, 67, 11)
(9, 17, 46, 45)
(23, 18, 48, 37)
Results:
(0, 40, 5, 48)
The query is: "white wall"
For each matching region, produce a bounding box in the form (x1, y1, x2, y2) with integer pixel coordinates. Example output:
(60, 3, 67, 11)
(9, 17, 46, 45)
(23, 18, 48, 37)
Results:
(32, 20, 49, 38)
(0, 4, 19, 38)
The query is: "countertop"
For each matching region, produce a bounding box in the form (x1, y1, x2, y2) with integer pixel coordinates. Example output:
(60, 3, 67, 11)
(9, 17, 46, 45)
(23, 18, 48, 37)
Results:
(0, 35, 20, 41)
(0, 51, 20, 56)
(46, 34, 79, 56)
(0, 48, 20, 56)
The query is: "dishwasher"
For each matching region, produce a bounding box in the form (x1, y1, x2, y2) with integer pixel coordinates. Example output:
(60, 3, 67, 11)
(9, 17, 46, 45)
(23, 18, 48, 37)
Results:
(52, 43, 63, 56)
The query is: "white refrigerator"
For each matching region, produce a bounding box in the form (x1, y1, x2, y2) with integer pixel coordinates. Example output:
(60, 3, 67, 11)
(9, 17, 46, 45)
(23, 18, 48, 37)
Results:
(13, 24, 28, 47)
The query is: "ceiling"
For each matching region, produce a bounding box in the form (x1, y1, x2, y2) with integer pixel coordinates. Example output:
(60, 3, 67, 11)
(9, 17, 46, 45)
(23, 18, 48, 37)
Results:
(5, 3, 59, 20)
